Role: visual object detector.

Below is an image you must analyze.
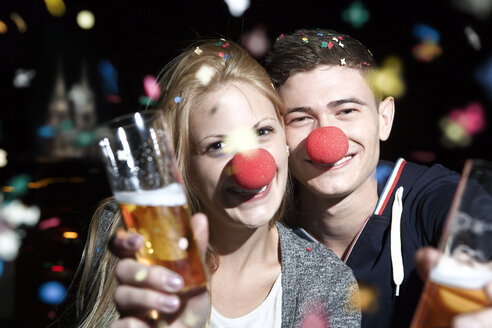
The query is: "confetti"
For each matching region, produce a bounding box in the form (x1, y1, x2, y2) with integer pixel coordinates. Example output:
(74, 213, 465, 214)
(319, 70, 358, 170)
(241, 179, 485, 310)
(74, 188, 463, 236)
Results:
(327, 41, 334, 49)
(98, 59, 120, 101)
(218, 52, 225, 58)
(0, 20, 7, 34)
(0, 199, 40, 227)
(174, 96, 182, 103)
(366, 56, 405, 98)
(302, 37, 309, 43)
(10, 12, 27, 33)
(178, 237, 189, 250)
(38, 281, 66, 305)
(342, 1, 370, 28)
(135, 268, 148, 282)
(195, 64, 215, 86)
(194, 47, 203, 55)
(13, 69, 36, 88)
(340, 58, 346, 66)
(223, 127, 258, 154)
(76, 10, 95, 30)
(412, 23, 440, 43)
(306, 247, 312, 251)
(0, 230, 21, 261)
(412, 40, 442, 62)
(464, 26, 481, 50)
(0, 149, 6, 168)
(143, 75, 161, 100)
(44, 0, 66, 17)
(38, 217, 61, 230)
(224, 0, 250, 17)
(241, 25, 270, 58)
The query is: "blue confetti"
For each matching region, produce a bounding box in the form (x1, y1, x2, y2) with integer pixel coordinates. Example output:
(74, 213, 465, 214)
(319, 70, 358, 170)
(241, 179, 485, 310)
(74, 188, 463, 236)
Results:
(38, 281, 66, 305)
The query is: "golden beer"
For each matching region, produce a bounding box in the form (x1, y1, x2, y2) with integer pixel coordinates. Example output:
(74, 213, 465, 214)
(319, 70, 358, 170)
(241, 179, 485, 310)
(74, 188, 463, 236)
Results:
(115, 184, 207, 292)
(411, 257, 491, 328)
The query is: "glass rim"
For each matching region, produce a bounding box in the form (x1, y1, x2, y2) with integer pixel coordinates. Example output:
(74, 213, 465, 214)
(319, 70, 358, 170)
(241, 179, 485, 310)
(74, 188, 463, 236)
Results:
(98, 109, 163, 131)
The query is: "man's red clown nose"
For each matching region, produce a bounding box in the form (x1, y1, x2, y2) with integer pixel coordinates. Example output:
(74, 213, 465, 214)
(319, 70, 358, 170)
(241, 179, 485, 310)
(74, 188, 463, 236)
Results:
(231, 148, 276, 190)
(305, 127, 349, 164)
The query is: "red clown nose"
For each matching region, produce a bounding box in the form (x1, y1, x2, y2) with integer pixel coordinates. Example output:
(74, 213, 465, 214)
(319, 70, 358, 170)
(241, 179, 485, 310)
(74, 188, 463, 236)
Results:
(305, 126, 349, 164)
(231, 148, 276, 190)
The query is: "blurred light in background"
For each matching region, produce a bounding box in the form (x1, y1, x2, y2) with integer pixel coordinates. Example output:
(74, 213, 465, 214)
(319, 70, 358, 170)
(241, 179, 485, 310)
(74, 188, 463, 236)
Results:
(342, 1, 370, 28)
(76, 10, 95, 30)
(241, 25, 270, 58)
(439, 102, 486, 148)
(13, 69, 36, 88)
(44, 0, 66, 18)
(0, 20, 7, 34)
(98, 59, 121, 103)
(452, 0, 492, 21)
(224, 0, 250, 17)
(143, 75, 161, 101)
(38, 281, 66, 305)
(366, 56, 405, 98)
(10, 12, 27, 33)
(464, 26, 481, 50)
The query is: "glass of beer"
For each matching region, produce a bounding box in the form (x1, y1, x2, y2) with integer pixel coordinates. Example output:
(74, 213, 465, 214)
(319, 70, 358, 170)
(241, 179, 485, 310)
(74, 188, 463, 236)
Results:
(97, 110, 209, 325)
(411, 159, 492, 328)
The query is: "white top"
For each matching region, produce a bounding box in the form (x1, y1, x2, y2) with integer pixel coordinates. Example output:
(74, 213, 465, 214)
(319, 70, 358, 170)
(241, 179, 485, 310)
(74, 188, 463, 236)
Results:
(210, 273, 282, 328)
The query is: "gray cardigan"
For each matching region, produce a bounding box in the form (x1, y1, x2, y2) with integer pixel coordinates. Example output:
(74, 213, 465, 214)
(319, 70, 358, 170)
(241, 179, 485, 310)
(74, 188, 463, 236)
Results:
(277, 222, 361, 328)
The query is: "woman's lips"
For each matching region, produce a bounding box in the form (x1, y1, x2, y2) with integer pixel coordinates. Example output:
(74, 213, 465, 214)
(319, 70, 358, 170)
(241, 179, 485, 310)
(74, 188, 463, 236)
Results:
(227, 181, 272, 202)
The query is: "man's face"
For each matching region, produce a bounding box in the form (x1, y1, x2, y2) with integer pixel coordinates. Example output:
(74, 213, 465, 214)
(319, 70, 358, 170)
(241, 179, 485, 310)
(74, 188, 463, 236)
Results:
(279, 65, 393, 199)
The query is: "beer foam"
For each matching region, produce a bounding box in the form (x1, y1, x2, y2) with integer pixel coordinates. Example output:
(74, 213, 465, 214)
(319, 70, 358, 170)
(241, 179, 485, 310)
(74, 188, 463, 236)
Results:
(430, 256, 492, 289)
(114, 183, 187, 207)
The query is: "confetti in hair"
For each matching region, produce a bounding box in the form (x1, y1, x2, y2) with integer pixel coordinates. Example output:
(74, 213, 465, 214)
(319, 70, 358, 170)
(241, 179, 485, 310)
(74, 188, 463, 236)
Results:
(174, 96, 182, 103)
(195, 64, 215, 86)
(194, 47, 203, 55)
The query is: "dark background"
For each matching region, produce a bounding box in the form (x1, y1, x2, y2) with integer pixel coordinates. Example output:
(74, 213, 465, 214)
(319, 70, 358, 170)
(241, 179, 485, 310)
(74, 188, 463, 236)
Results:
(0, 0, 491, 327)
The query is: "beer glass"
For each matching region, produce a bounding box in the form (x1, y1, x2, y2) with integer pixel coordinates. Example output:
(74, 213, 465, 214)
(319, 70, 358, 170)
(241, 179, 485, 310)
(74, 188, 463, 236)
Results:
(411, 159, 492, 328)
(97, 110, 209, 325)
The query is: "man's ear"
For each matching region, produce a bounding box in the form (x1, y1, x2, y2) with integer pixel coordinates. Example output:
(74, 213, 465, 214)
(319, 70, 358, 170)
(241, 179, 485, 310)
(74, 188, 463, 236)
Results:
(378, 96, 395, 141)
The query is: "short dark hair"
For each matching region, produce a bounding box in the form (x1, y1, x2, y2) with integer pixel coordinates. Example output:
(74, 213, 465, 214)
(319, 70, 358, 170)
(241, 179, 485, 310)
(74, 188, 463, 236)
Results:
(264, 28, 377, 88)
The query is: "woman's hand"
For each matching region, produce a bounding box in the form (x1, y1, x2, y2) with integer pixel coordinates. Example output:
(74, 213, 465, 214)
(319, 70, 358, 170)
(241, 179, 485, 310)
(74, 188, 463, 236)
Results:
(110, 213, 210, 328)
(415, 247, 492, 328)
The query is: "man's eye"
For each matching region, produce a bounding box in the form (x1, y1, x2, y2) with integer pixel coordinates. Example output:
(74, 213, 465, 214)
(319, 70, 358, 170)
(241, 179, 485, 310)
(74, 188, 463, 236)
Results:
(340, 109, 356, 115)
(287, 116, 310, 124)
(257, 126, 274, 137)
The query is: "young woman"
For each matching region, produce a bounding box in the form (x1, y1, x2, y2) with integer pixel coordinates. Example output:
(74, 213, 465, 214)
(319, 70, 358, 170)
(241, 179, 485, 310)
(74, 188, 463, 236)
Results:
(67, 39, 361, 328)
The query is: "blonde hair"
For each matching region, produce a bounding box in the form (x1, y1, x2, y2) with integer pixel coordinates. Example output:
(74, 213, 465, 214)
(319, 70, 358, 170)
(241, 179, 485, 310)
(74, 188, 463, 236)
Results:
(156, 39, 289, 219)
(54, 197, 122, 327)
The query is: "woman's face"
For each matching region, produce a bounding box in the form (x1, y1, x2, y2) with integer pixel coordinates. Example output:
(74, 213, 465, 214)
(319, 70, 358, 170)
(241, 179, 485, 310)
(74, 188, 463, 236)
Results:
(188, 82, 288, 229)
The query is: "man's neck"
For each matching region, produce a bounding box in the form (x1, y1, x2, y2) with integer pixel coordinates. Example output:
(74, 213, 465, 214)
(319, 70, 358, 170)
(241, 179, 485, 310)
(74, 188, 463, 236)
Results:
(296, 180, 379, 259)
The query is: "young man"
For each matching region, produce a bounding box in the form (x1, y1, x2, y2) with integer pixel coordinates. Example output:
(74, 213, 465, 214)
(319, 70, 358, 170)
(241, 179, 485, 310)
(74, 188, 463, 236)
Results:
(264, 28, 481, 327)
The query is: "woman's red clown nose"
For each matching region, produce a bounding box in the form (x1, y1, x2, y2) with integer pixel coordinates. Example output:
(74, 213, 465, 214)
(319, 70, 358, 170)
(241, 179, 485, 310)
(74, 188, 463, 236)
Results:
(231, 148, 276, 190)
(305, 126, 349, 165)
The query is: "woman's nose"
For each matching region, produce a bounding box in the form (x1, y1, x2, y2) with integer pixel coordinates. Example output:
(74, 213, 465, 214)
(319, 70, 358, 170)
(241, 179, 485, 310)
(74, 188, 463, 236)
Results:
(230, 148, 276, 190)
(305, 126, 348, 164)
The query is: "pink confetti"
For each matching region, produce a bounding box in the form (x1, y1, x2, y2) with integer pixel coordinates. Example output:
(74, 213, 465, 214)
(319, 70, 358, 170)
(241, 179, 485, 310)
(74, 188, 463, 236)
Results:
(306, 247, 312, 251)
(218, 52, 225, 58)
(143, 75, 161, 101)
(327, 41, 334, 49)
(449, 102, 486, 135)
(39, 217, 61, 230)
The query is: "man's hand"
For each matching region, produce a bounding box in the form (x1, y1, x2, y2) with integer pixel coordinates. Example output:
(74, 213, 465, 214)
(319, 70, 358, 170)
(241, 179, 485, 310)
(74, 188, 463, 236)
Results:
(414, 247, 492, 328)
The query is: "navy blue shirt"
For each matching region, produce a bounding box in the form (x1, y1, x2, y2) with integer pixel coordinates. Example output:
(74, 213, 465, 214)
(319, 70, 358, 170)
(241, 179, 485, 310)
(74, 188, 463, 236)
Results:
(292, 159, 461, 328)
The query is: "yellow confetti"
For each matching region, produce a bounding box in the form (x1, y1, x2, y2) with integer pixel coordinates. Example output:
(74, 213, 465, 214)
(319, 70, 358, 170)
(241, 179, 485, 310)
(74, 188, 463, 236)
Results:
(44, 0, 66, 17)
(134, 268, 148, 282)
(223, 127, 258, 154)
